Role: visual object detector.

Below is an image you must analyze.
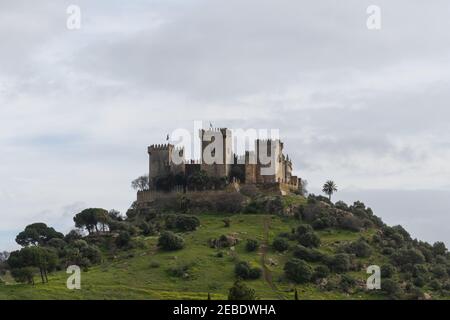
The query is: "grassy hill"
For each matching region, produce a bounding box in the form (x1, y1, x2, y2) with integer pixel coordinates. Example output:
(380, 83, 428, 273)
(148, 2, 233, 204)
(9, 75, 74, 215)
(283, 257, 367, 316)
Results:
(1, 193, 449, 300)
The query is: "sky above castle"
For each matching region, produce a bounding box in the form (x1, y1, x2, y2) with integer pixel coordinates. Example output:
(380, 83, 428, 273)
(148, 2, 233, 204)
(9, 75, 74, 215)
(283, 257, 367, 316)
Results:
(1, 0, 450, 250)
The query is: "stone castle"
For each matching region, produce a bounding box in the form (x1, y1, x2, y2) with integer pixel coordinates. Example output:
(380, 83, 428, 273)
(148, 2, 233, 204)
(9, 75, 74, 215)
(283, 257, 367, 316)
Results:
(146, 127, 300, 191)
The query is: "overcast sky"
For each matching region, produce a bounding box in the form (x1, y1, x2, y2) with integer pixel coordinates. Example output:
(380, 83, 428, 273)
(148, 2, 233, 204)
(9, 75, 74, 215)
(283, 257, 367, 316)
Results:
(1, 0, 450, 251)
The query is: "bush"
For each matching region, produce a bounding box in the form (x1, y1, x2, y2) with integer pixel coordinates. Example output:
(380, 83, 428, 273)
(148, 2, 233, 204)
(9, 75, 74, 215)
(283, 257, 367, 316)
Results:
(431, 264, 448, 279)
(430, 279, 441, 290)
(337, 216, 363, 232)
(11, 267, 36, 284)
(344, 239, 372, 258)
(381, 264, 396, 278)
(295, 225, 320, 248)
(245, 239, 259, 252)
(382, 279, 402, 299)
(293, 245, 324, 262)
(390, 248, 425, 269)
(340, 274, 356, 293)
(327, 254, 351, 273)
(139, 221, 155, 236)
(115, 231, 131, 248)
(234, 261, 262, 280)
(158, 231, 185, 251)
(165, 214, 200, 231)
(228, 280, 256, 300)
(167, 264, 190, 278)
(284, 258, 313, 283)
(81, 245, 102, 264)
(297, 232, 321, 248)
(413, 276, 426, 287)
(432, 242, 447, 256)
(272, 237, 289, 252)
(149, 261, 160, 268)
(313, 265, 330, 280)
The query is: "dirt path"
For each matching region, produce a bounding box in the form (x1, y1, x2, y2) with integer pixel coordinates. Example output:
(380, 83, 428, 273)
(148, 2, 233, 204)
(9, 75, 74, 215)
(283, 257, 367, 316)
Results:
(259, 216, 285, 300)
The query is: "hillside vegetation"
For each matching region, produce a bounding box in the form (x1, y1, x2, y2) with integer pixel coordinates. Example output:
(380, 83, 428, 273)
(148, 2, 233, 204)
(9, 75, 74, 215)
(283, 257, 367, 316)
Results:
(1, 191, 449, 300)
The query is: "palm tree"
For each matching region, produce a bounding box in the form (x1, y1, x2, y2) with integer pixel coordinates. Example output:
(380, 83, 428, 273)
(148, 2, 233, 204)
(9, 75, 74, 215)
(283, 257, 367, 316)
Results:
(322, 180, 338, 201)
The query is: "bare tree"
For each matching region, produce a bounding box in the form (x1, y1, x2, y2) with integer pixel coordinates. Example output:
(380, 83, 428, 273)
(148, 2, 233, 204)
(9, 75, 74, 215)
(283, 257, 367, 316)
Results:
(131, 175, 150, 191)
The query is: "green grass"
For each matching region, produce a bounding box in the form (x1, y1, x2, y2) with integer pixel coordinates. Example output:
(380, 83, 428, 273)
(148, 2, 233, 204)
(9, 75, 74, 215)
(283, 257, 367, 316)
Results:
(0, 213, 447, 300)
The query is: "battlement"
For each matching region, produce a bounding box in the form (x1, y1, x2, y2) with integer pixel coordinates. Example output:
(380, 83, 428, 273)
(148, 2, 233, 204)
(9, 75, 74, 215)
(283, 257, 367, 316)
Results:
(148, 143, 173, 151)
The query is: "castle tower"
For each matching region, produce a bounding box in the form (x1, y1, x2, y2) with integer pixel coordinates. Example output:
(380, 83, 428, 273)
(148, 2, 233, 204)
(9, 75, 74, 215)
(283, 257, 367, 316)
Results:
(199, 128, 233, 178)
(148, 144, 185, 188)
(255, 139, 284, 183)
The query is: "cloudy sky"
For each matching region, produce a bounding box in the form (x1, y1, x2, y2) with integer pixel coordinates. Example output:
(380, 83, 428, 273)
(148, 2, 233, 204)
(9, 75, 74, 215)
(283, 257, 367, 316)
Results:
(1, 0, 450, 250)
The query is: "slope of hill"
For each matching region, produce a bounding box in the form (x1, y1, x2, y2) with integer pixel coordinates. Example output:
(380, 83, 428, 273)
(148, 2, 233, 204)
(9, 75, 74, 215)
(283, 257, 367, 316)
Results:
(0, 193, 449, 300)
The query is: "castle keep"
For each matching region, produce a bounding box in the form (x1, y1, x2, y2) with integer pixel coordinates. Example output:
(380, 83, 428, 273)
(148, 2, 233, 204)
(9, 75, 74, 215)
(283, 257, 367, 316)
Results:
(146, 127, 300, 191)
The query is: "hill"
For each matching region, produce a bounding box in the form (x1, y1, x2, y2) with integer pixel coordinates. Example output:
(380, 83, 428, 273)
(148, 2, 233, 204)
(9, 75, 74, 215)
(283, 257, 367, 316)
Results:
(0, 193, 449, 300)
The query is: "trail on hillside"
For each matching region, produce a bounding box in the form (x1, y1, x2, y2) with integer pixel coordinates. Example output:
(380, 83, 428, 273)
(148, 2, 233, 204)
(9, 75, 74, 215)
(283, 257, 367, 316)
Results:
(259, 216, 285, 300)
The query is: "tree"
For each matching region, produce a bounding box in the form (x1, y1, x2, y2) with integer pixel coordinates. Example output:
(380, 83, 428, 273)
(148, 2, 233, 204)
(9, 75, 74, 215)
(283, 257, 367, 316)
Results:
(186, 170, 209, 191)
(157, 231, 185, 251)
(8, 246, 58, 284)
(272, 237, 289, 252)
(234, 261, 262, 280)
(298, 179, 308, 197)
(284, 258, 313, 283)
(296, 225, 320, 248)
(245, 239, 258, 252)
(228, 280, 256, 300)
(322, 180, 338, 201)
(327, 254, 351, 273)
(73, 208, 109, 234)
(15, 223, 64, 247)
(11, 267, 35, 285)
(131, 175, 149, 191)
(115, 231, 131, 248)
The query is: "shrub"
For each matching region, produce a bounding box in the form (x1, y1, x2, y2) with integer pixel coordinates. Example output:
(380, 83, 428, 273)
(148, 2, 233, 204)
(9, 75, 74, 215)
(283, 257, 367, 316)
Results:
(149, 261, 160, 268)
(432, 241, 447, 256)
(327, 254, 351, 273)
(167, 264, 190, 278)
(380, 264, 396, 278)
(382, 279, 402, 299)
(115, 231, 131, 248)
(272, 237, 289, 252)
(337, 216, 363, 232)
(413, 276, 426, 287)
(313, 265, 330, 280)
(430, 279, 441, 290)
(340, 274, 356, 293)
(158, 231, 185, 251)
(228, 280, 256, 300)
(165, 214, 200, 231)
(284, 258, 313, 283)
(11, 267, 36, 284)
(293, 245, 324, 262)
(265, 196, 283, 214)
(335, 201, 349, 211)
(81, 245, 102, 264)
(431, 264, 448, 278)
(139, 221, 155, 236)
(297, 232, 320, 248)
(344, 239, 372, 258)
(295, 225, 320, 248)
(245, 239, 259, 252)
(390, 248, 425, 269)
(234, 261, 261, 280)
(223, 218, 231, 228)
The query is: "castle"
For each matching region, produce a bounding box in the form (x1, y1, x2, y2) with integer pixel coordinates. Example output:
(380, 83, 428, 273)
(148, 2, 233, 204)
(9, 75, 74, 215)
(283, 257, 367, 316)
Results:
(146, 128, 300, 191)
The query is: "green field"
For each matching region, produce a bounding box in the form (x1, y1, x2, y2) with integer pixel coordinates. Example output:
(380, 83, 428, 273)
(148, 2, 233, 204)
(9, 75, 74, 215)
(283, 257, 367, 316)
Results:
(0, 213, 394, 300)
